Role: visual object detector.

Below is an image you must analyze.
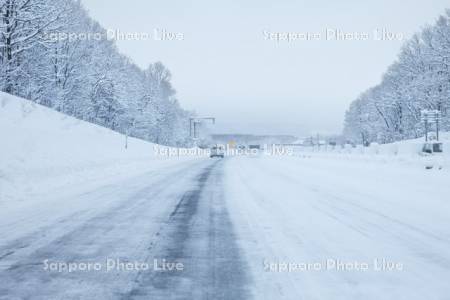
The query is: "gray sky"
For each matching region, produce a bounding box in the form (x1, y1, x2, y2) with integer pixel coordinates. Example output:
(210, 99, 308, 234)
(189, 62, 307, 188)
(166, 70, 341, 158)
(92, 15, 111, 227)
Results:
(81, 0, 449, 136)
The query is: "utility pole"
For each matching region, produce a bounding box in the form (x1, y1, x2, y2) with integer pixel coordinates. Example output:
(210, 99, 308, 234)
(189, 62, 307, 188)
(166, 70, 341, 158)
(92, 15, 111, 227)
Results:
(436, 114, 440, 141)
(317, 133, 320, 151)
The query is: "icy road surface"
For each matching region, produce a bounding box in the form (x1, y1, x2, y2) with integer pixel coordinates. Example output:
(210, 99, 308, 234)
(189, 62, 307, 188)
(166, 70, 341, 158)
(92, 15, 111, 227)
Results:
(1, 155, 450, 299)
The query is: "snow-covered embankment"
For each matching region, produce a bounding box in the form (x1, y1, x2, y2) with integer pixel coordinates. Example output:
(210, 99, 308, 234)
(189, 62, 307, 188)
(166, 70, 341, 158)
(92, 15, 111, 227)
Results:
(0, 92, 202, 207)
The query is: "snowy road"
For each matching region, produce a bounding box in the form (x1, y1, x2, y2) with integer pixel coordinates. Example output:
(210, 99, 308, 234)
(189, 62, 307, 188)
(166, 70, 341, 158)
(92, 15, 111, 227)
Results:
(0, 158, 249, 299)
(225, 155, 450, 300)
(1, 155, 450, 299)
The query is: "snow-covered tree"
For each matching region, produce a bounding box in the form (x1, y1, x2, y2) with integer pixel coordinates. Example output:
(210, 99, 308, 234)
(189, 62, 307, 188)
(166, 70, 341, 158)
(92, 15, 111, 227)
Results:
(344, 9, 450, 144)
(0, 0, 193, 146)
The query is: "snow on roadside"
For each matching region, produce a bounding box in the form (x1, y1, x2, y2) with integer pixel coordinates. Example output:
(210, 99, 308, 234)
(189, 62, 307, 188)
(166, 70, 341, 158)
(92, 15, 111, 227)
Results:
(286, 135, 450, 170)
(0, 92, 204, 207)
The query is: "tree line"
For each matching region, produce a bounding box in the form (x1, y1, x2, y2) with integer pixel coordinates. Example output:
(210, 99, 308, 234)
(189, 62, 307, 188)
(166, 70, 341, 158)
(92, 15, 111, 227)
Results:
(0, 0, 193, 146)
(344, 10, 450, 145)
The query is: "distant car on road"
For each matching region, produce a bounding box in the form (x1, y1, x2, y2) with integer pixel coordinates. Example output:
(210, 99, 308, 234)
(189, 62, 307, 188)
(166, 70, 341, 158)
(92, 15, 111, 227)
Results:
(248, 144, 261, 150)
(210, 146, 225, 158)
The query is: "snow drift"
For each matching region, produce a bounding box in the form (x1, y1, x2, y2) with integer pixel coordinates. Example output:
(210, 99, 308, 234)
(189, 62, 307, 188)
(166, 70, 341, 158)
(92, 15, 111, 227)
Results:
(290, 134, 450, 170)
(0, 92, 201, 205)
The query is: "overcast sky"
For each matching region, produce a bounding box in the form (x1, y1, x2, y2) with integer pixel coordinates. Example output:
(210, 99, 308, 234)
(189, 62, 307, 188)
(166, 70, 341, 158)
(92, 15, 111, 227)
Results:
(81, 0, 449, 136)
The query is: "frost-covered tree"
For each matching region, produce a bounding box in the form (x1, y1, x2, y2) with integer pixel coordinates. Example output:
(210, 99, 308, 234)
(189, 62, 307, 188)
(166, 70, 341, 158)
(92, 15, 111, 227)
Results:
(344, 9, 450, 144)
(0, 0, 193, 146)
(0, 0, 65, 94)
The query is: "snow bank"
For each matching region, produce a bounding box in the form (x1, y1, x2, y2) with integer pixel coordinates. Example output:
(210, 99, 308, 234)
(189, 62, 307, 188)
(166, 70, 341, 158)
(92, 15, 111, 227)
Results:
(0, 92, 203, 205)
(361, 137, 449, 157)
(289, 133, 450, 168)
